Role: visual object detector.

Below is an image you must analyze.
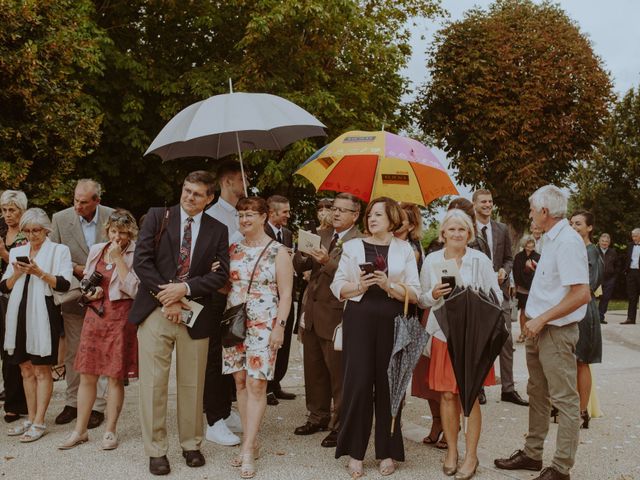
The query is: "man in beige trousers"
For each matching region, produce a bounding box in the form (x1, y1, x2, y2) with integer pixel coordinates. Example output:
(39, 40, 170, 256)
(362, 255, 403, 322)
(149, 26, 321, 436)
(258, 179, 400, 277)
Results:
(494, 185, 590, 480)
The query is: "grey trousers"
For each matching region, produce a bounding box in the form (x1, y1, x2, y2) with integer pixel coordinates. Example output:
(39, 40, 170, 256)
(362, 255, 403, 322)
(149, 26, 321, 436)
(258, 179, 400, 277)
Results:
(498, 304, 515, 393)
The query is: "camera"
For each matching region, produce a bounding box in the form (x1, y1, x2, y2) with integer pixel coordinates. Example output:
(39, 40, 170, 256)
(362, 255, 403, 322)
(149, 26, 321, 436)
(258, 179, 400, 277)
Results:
(80, 271, 104, 296)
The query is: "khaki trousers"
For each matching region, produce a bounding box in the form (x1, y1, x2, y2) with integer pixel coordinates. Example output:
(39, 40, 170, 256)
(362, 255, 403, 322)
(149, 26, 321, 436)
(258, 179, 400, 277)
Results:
(524, 323, 580, 475)
(137, 308, 209, 457)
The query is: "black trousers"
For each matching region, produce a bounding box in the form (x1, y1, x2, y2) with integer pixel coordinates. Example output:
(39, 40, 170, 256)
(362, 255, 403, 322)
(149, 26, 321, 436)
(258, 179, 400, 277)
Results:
(0, 295, 27, 415)
(267, 300, 295, 393)
(598, 276, 617, 321)
(204, 292, 233, 426)
(627, 270, 640, 322)
(335, 291, 404, 462)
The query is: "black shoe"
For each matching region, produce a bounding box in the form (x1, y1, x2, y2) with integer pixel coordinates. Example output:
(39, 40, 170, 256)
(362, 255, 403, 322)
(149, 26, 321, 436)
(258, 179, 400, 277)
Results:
(533, 466, 570, 480)
(294, 421, 329, 435)
(4, 413, 22, 423)
(55, 405, 78, 425)
(494, 449, 543, 471)
(274, 388, 296, 400)
(182, 450, 205, 467)
(321, 430, 338, 448)
(621, 319, 636, 325)
(149, 455, 171, 475)
(87, 410, 105, 429)
(600, 319, 608, 324)
(501, 391, 529, 406)
(0, 390, 5, 401)
(266, 392, 279, 406)
(478, 388, 487, 405)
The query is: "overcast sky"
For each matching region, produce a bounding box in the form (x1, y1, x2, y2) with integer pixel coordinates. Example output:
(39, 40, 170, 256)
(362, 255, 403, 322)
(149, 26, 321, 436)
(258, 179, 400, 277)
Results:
(405, 0, 640, 201)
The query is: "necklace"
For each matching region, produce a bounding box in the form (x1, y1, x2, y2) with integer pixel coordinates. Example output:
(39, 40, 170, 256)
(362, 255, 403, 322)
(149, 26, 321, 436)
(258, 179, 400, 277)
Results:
(244, 236, 268, 247)
(105, 251, 114, 270)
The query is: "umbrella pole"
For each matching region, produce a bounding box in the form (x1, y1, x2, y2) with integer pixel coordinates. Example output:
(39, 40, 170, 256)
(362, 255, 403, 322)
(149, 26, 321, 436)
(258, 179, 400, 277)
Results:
(390, 417, 396, 435)
(235, 131, 249, 197)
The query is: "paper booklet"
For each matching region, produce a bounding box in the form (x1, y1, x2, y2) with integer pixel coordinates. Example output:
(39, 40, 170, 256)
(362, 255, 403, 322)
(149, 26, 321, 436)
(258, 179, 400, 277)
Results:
(297, 229, 321, 255)
(180, 299, 204, 328)
(432, 258, 463, 285)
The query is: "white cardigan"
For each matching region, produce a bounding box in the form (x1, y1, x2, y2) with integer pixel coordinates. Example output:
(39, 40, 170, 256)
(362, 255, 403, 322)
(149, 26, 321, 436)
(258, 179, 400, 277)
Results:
(418, 247, 502, 342)
(330, 237, 421, 302)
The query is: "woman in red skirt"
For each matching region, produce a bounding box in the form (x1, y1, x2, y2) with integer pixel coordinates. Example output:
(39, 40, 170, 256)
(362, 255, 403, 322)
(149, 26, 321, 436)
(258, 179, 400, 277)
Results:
(58, 210, 139, 451)
(419, 209, 502, 480)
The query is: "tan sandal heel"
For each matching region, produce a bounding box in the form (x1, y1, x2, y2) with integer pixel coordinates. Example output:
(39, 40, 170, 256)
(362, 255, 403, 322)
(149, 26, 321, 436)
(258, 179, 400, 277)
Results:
(240, 452, 256, 479)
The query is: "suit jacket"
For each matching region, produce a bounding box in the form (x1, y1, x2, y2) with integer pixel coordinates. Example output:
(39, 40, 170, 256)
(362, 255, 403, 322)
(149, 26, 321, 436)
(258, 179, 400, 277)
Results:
(265, 223, 293, 248)
(478, 219, 513, 298)
(128, 205, 230, 339)
(50, 204, 114, 266)
(599, 246, 618, 281)
(292, 226, 361, 340)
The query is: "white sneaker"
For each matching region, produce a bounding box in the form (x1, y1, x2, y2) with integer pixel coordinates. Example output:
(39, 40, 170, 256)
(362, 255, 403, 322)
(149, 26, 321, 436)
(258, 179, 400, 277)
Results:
(206, 418, 240, 446)
(224, 410, 243, 433)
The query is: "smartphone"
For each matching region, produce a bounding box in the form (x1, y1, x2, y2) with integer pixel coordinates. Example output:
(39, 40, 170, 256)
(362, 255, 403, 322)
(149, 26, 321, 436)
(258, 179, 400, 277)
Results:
(359, 262, 375, 275)
(441, 275, 456, 299)
(180, 308, 195, 327)
(15, 256, 30, 264)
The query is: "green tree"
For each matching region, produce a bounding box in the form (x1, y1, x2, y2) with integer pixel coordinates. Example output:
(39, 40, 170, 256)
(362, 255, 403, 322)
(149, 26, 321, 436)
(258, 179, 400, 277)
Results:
(416, 0, 612, 233)
(0, 0, 107, 208)
(572, 87, 640, 246)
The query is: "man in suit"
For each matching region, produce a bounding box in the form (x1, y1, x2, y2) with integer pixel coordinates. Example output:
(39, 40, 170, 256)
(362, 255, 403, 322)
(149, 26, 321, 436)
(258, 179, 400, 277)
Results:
(264, 195, 296, 405)
(292, 193, 361, 448)
(597, 233, 618, 324)
(129, 171, 230, 475)
(473, 189, 528, 406)
(622, 228, 640, 325)
(50, 179, 114, 428)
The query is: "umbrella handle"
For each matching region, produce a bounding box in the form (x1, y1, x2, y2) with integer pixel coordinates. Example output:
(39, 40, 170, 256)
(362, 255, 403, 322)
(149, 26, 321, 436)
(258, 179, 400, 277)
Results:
(398, 283, 410, 316)
(390, 416, 396, 435)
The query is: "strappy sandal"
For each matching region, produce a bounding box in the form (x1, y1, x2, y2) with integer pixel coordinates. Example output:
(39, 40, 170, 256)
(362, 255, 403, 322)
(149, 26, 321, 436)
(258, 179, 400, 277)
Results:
(379, 459, 397, 476)
(51, 364, 66, 382)
(19, 423, 47, 442)
(8, 420, 32, 436)
(240, 451, 256, 479)
(347, 460, 365, 479)
(231, 444, 260, 467)
(423, 429, 443, 445)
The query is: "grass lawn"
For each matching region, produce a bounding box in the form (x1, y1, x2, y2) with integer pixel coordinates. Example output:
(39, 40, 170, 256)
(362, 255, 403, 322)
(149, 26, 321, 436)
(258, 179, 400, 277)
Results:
(606, 299, 629, 311)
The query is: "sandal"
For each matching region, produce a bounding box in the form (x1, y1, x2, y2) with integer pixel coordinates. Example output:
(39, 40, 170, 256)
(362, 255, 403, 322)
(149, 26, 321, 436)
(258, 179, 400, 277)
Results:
(240, 451, 256, 479)
(423, 429, 443, 445)
(231, 444, 260, 467)
(347, 460, 364, 479)
(51, 364, 66, 382)
(379, 458, 397, 476)
(8, 420, 32, 436)
(20, 423, 47, 443)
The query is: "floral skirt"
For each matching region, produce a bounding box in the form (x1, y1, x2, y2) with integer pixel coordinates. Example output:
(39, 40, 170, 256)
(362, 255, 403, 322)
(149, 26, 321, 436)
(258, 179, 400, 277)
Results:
(222, 317, 277, 380)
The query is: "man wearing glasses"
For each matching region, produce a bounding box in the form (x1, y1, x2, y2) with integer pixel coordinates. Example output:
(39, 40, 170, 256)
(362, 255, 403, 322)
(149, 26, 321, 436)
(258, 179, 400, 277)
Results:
(50, 179, 114, 429)
(292, 193, 362, 448)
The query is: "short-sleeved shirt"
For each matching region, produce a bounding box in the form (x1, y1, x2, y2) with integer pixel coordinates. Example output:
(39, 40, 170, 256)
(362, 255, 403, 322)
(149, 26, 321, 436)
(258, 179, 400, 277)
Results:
(525, 218, 589, 326)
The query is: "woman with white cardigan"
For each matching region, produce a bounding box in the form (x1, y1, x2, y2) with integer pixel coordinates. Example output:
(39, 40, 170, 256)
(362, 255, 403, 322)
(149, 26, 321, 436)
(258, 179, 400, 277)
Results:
(419, 209, 502, 480)
(2, 208, 73, 442)
(330, 197, 420, 479)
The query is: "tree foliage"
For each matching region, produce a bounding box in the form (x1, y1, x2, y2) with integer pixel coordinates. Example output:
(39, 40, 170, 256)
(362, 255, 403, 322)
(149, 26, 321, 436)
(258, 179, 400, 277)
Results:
(571, 87, 640, 246)
(0, 0, 107, 208)
(416, 0, 612, 233)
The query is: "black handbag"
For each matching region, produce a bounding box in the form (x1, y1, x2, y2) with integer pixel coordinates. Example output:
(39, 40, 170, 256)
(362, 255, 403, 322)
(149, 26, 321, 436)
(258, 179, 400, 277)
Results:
(220, 240, 274, 347)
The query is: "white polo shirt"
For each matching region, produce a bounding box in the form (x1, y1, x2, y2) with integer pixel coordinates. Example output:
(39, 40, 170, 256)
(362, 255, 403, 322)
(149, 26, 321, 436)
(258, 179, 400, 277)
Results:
(525, 218, 589, 326)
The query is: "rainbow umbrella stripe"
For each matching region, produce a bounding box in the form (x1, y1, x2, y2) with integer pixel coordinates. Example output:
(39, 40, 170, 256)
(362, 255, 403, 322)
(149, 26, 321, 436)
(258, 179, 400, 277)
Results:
(296, 131, 458, 206)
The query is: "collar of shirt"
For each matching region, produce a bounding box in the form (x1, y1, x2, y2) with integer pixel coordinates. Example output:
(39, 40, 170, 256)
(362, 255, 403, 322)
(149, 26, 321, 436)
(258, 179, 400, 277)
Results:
(180, 207, 203, 226)
(79, 209, 98, 226)
(268, 221, 281, 238)
(333, 227, 352, 242)
(545, 218, 569, 241)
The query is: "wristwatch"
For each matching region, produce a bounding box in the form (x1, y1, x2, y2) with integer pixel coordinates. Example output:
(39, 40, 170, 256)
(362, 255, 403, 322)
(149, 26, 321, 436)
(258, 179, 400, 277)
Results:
(388, 282, 396, 297)
(278, 319, 286, 327)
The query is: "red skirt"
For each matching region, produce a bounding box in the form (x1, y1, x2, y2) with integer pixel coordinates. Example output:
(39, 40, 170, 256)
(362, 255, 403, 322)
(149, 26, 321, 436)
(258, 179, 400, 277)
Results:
(411, 355, 440, 401)
(428, 337, 495, 393)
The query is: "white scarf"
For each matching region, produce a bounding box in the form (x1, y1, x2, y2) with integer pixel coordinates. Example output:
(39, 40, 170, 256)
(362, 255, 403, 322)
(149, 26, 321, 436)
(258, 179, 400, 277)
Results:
(2, 238, 73, 357)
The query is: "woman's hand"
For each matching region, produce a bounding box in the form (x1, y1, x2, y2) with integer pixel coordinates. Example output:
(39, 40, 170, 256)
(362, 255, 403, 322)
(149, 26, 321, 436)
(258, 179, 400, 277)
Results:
(15, 259, 44, 279)
(431, 282, 452, 300)
(84, 286, 104, 301)
(108, 242, 124, 260)
(269, 325, 285, 351)
(359, 270, 377, 291)
(372, 270, 389, 290)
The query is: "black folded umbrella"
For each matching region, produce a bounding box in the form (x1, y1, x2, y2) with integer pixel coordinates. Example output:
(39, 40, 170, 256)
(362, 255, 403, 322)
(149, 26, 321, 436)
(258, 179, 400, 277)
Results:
(433, 283, 508, 418)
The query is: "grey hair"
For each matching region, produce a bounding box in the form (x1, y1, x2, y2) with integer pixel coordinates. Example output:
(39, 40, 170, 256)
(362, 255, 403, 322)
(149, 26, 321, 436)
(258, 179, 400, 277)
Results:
(0, 190, 28, 211)
(521, 235, 536, 249)
(76, 179, 102, 200)
(599, 233, 611, 241)
(632, 228, 640, 236)
(439, 208, 476, 244)
(528, 185, 567, 218)
(19, 208, 52, 233)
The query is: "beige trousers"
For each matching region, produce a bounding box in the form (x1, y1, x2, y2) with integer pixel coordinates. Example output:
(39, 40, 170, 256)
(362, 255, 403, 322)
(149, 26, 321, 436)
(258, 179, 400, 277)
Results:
(137, 307, 209, 457)
(524, 323, 580, 475)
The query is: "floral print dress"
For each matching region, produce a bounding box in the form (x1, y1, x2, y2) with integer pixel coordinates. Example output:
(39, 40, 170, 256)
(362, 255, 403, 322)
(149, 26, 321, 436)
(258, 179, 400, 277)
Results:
(222, 241, 280, 380)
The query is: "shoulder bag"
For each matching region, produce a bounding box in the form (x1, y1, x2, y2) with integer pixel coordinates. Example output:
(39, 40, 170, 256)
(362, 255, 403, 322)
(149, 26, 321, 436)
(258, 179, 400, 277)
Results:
(221, 240, 274, 348)
(52, 245, 82, 306)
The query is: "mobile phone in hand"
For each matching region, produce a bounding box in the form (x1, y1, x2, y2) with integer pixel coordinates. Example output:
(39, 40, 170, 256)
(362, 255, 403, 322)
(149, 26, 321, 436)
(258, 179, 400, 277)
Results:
(15, 256, 30, 264)
(441, 275, 456, 299)
(359, 262, 375, 275)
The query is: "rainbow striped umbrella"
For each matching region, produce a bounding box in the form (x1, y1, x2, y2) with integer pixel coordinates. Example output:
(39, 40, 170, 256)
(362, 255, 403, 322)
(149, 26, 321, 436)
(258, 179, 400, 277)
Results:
(295, 130, 458, 206)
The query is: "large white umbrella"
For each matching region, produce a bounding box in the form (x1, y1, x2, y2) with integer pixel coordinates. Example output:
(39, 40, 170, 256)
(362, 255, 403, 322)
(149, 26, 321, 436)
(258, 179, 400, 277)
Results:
(145, 82, 327, 195)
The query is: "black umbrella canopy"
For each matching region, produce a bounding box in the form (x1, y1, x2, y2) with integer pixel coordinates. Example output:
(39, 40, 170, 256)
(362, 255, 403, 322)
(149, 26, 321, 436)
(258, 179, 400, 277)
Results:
(434, 286, 508, 417)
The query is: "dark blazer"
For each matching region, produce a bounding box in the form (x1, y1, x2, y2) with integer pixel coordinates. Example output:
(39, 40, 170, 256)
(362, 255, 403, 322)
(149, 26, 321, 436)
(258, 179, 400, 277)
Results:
(599, 246, 618, 281)
(478, 219, 513, 297)
(128, 205, 230, 339)
(513, 249, 541, 291)
(265, 223, 293, 248)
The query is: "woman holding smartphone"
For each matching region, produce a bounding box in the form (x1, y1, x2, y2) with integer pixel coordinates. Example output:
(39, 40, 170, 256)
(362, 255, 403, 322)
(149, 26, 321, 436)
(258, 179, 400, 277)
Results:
(331, 197, 420, 478)
(419, 209, 501, 479)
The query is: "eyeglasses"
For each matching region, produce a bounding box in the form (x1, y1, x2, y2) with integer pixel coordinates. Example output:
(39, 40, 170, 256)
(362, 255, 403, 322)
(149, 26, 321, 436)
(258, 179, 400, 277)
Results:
(238, 212, 259, 220)
(331, 207, 357, 214)
(22, 227, 45, 235)
(109, 213, 132, 223)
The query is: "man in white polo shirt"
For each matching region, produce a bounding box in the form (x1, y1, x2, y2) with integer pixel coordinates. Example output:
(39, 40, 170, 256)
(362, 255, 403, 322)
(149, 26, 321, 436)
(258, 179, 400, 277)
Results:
(495, 185, 590, 480)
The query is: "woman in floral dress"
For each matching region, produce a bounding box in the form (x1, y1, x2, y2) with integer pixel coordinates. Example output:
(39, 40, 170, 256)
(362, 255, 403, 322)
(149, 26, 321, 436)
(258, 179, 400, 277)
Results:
(222, 197, 293, 479)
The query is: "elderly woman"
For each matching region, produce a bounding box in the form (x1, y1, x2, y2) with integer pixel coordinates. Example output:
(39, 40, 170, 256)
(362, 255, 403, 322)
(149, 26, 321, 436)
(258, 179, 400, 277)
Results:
(419, 209, 502, 480)
(513, 236, 541, 343)
(0, 190, 29, 423)
(2, 208, 73, 442)
(222, 197, 293, 479)
(58, 209, 140, 450)
(331, 197, 420, 478)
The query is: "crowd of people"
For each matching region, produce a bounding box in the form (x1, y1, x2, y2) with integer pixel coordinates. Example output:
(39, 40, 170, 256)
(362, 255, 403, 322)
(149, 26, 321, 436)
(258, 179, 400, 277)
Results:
(1, 163, 639, 480)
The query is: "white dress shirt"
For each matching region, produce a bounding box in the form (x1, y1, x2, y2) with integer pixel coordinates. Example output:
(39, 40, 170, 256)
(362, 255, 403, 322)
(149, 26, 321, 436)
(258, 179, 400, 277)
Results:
(205, 197, 244, 245)
(525, 219, 589, 326)
(476, 220, 493, 258)
(79, 210, 99, 248)
(179, 207, 202, 259)
(631, 244, 640, 269)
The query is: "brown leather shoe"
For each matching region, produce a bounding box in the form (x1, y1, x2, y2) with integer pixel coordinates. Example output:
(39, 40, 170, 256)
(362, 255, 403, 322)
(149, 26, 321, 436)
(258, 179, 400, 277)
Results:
(294, 421, 329, 435)
(533, 467, 570, 480)
(182, 449, 205, 467)
(266, 392, 279, 406)
(320, 430, 337, 447)
(149, 456, 170, 476)
(621, 319, 636, 325)
(87, 410, 104, 429)
(494, 450, 542, 471)
(55, 406, 77, 425)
